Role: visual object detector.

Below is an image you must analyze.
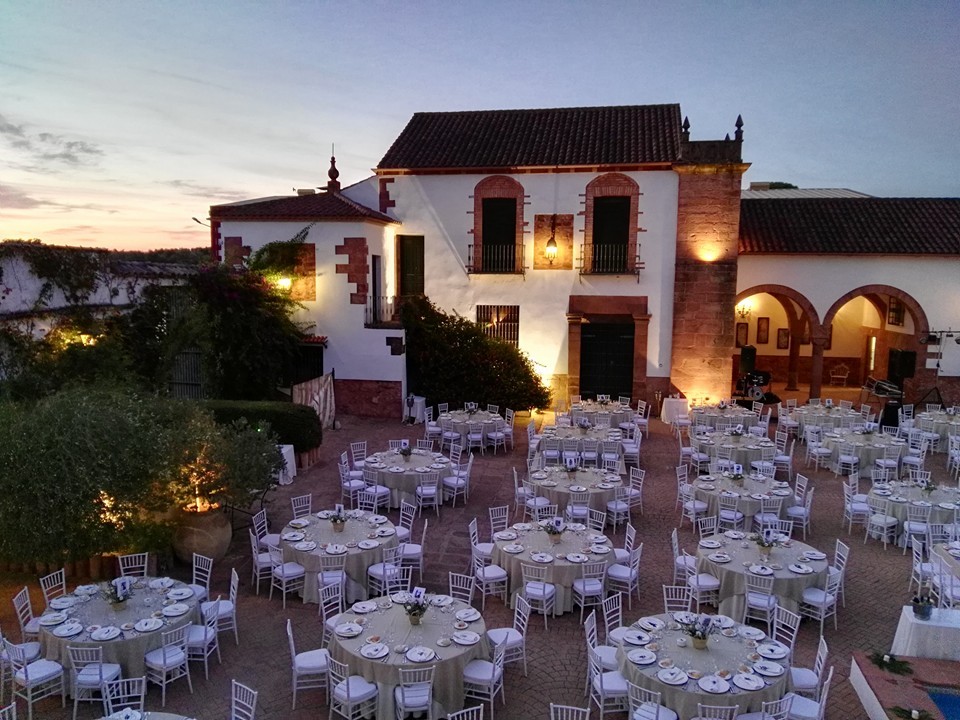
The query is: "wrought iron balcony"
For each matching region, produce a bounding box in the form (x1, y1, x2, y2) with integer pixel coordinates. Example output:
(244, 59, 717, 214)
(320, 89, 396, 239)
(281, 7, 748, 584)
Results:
(364, 295, 402, 328)
(467, 244, 525, 274)
(579, 244, 645, 277)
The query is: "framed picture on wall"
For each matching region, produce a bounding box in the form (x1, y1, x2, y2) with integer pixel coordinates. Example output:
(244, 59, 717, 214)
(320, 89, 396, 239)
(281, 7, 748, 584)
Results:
(777, 328, 790, 349)
(756, 317, 770, 344)
(736, 322, 749, 348)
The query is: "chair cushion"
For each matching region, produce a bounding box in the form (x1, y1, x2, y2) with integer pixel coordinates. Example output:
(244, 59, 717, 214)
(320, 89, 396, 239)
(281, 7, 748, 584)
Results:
(747, 591, 778, 609)
(274, 562, 306, 579)
(486, 627, 522, 649)
(76, 662, 121, 686)
(463, 659, 503, 683)
(683, 500, 708, 513)
(395, 683, 430, 710)
(395, 527, 411, 543)
(785, 692, 820, 720)
(14, 658, 63, 685)
(402, 544, 422, 559)
(573, 578, 604, 596)
(786, 506, 809, 519)
(607, 564, 637, 582)
(258, 533, 281, 550)
(614, 548, 630, 563)
(474, 542, 494, 557)
(186, 624, 216, 646)
(592, 670, 628, 696)
(687, 573, 720, 590)
(477, 565, 508, 582)
(633, 704, 678, 720)
(144, 647, 186, 669)
(801, 588, 836, 606)
(295, 648, 329, 673)
(189, 584, 208, 602)
(201, 600, 234, 618)
(524, 581, 556, 599)
(1, 642, 40, 662)
(333, 675, 377, 702)
(594, 644, 619, 670)
(720, 510, 744, 521)
(790, 666, 819, 690)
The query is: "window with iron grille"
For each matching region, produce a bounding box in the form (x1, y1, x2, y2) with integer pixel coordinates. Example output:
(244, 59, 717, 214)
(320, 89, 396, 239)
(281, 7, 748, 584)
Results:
(477, 305, 520, 347)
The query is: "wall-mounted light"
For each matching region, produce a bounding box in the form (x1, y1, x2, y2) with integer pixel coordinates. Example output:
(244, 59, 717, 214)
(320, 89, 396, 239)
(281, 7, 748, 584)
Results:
(275, 277, 292, 291)
(735, 301, 752, 320)
(545, 213, 558, 265)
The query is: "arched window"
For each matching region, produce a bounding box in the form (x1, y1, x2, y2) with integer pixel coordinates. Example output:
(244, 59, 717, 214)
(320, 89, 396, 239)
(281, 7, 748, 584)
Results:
(582, 173, 640, 274)
(470, 176, 525, 274)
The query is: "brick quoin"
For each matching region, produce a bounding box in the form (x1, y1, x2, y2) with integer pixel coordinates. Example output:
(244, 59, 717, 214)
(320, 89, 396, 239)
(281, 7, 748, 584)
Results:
(378, 178, 396, 215)
(470, 176, 526, 265)
(334, 237, 369, 305)
(581, 173, 643, 272)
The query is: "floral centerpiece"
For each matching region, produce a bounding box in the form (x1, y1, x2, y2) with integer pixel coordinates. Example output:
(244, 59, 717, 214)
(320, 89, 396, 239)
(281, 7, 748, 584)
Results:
(404, 586, 429, 625)
(577, 417, 592, 434)
(678, 613, 718, 649)
(751, 528, 781, 559)
(729, 425, 744, 438)
(101, 577, 134, 605)
(916, 478, 935, 497)
(398, 445, 413, 462)
(543, 516, 565, 544)
(330, 503, 347, 532)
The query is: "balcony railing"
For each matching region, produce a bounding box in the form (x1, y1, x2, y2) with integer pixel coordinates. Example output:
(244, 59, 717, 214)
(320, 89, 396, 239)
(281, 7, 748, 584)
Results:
(364, 295, 402, 328)
(467, 244, 525, 275)
(579, 243, 645, 277)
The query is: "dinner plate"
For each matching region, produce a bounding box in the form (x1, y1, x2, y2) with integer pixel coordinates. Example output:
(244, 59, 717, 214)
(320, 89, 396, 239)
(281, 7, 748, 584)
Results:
(288, 519, 309, 529)
(352, 601, 377, 614)
(772, 489, 792, 496)
(939, 502, 959, 510)
(456, 608, 482, 622)
(531, 553, 554, 563)
(49, 596, 76, 610)
(513, 523, 532, 531)
(317, 510, 333, 519)
(733, 673, 765, 691)
(912, 500, 932, 507)
(873, 490, 892, 497)
(751, 493, 770, 500)
(108, 709, 142, 720)
(406, 646, 436, 663)
(391, 592, 412, 604)
(368, 515, 389, 525)
(657, 668, 689, 685)
(566, 553, 589, 563)
(699, 539, 722, 549)
(540, 480, 558, 487)
(326, 544, 348, 555)
(162, 603, 190, 617)
(628, 648, 657, 665)
(587, 533, 608, 543)
(713, 615, 736, 629)
(740, 626, 766, 640)
(358, 540, 379, 550)
(532, 471, 547, 479)
(503, 544, 525, 554)
(294, 541, 318, 552)
(52, 622, 84, 638)
(91, 626, 121, 641)
(335, 622, 363, 638)
(622, 629, 651, 646)
(453, 630, 480, 645)
(597, 482, 617, 489)
(724, 531, 745, 539)
(360, 642, 389, 659)
(495, 531, 518, 541)
(708, 552, 732, 563)
(135, 618, 164, 633)
(569, 485, 587, 492)
(749, 565, 774, 576)
(74, 584, 99, 596)
(430, 463, 446, 469)
(753, 660, 785, 677)
(637, 616, 666, 631)
(415, 466, 430, 473)
(699, 484, 716, 491)
(376, 528, 396, 538)
(390, 466, 405, 473)
(590, 545, 611, 554)
(431, 595, 454, 607)
(890, 496, 907, 503)
(167, 587, 194, 601)
(802, 550, 827, 561)
(789, 563, 814, 575)
(38, 613, 67, 626)
(757, 642, 789, 659)
(282, 531, 305, 542)
(699, 676, 730, 694)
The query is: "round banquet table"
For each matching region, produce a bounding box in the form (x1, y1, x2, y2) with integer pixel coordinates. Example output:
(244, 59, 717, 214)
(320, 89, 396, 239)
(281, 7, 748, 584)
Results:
(366, 448, 452, 508)
(527, 466, 623, 512)
(867, 483, 960, 526)
(821, 428, 906, 467)
(933, 542, 960, 576)
(691, 474, 795, 519)
(789, 406, 861, 435)
(40, 577, 201, 680)
(695, 532, 829, 619)
(695, 432, 773, 468)
(616, 611, 789, 720)
(329, 594, 489, 719)
(438, 409, 498, 446)
(691, 406, 759, 430)
(914, 411, 960, 446)
(570, 401, 632, 428)
(282, 511, 399, 603)
(490, 521, 616, 614)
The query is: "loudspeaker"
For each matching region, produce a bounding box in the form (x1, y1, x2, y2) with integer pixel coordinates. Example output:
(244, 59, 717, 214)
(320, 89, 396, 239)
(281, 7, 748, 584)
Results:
(739, 345, 757, 376)
(888, 349, 917, 385)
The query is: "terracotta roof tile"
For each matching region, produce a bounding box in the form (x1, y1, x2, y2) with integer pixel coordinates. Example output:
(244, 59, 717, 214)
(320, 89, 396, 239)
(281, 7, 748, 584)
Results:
(210, 192, 395, 223)
(739, 198, 960, 255)
(377, 104, 682, 170)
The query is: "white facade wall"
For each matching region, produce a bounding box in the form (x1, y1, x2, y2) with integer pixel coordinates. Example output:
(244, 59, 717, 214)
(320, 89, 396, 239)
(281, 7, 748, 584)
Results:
(214, 218, 405, 387)
(346, 170, 680, 383)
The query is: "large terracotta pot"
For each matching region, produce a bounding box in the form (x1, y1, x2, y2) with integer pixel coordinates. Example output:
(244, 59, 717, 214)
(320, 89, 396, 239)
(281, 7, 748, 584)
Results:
(172, 508, 232, 564)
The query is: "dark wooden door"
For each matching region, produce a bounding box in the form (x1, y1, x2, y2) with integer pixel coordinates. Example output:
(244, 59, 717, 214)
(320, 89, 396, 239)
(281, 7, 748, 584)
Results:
(580, 323, 634, 399)
(397, 235, 424, 297)
(481, 198, 516, 272)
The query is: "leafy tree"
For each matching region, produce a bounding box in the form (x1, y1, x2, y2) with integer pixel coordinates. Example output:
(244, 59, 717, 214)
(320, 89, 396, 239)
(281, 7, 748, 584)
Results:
(401, 296, 551, 411)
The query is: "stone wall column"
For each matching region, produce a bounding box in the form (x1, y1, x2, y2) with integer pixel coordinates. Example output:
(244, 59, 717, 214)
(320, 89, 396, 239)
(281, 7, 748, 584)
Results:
(566, 313, 583, 405)
(632, 313, 651, 404)
(809, 336, 827, 401)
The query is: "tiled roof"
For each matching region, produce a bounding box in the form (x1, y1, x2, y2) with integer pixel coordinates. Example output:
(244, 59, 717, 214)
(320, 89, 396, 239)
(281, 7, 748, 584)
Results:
(210, 192, 395, 223)
(377, 104, 682, 170)
(740, 188, 872, 200)
(739, 198, 960, 255)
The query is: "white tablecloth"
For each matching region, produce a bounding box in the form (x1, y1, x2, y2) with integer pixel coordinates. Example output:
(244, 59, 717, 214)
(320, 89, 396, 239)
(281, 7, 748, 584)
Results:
(278, 444, 297, 485)
(662, 398, 689, 424)
(405, 395, 427, 424)
(890, 605, 960, 660)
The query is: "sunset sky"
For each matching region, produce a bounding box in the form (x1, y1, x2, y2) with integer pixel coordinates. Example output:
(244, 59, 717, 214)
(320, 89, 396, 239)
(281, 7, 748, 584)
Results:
(3, 2, 959, 251)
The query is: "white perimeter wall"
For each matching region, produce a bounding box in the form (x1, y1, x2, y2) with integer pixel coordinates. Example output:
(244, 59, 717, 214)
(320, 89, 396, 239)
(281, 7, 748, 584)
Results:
(350, 171, 680, 383)
(216, 219, 405, 385)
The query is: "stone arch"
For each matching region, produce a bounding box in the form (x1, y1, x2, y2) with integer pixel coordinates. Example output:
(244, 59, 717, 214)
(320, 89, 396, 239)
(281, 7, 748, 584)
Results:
(823, 284, 929, 334)
(736, 284, 821, 328)
(583, 173, 642, 272)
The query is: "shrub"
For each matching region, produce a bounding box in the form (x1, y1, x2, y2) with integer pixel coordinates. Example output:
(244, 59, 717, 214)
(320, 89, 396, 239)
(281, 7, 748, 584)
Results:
(201, 399, 322, 452)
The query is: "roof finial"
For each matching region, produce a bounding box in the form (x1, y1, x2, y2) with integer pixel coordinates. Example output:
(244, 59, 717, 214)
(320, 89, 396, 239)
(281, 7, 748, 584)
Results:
(681, 116, 691, 142)
(327, 148, 341, 193)
(734, 114, 743, 142)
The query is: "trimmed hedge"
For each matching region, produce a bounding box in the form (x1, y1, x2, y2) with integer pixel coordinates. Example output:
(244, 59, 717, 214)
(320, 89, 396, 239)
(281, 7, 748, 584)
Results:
(201, 400, 322, 452)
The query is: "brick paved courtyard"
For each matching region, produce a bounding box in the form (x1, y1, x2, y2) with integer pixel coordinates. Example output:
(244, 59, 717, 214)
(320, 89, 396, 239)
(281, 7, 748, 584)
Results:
(1, 407, 947, 720)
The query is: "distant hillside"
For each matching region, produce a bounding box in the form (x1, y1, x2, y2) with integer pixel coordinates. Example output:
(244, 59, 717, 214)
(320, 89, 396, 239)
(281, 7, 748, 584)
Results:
(108, 247, 209, 265)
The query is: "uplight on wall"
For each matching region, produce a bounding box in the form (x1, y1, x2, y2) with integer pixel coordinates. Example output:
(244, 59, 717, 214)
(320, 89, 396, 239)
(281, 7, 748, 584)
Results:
(275, 277, 293, 291)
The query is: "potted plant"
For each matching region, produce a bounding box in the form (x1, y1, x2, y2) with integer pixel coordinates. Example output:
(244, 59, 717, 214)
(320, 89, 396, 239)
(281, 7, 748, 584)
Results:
(403, 587, 429, 625)
(678, 613, 718, 650)
(577, 417, 592, 435)
(543, 516, 565, 545)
